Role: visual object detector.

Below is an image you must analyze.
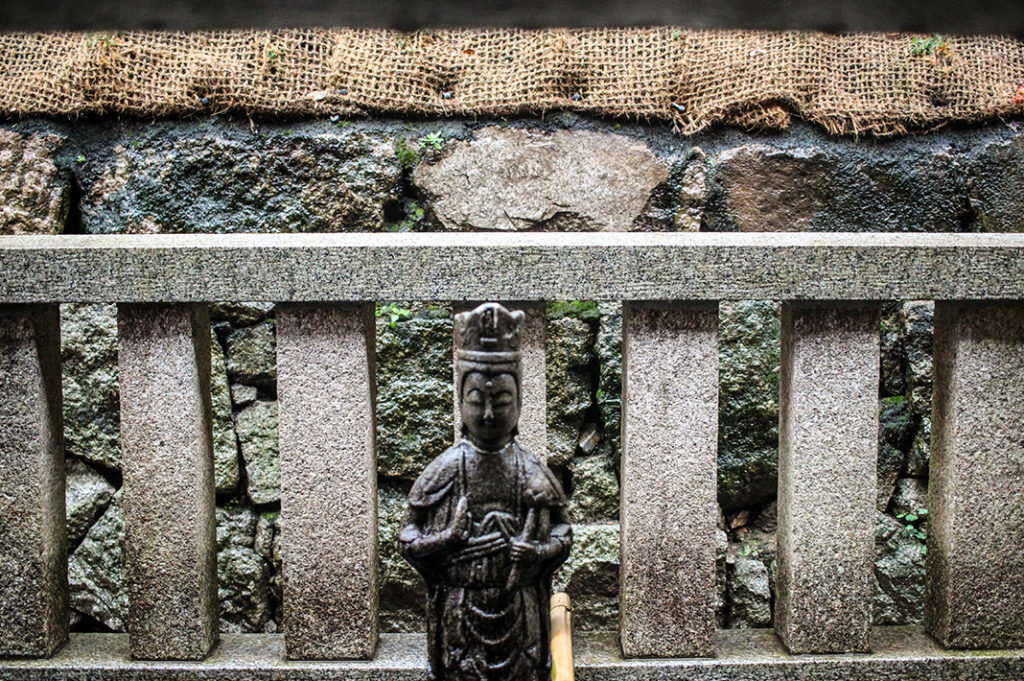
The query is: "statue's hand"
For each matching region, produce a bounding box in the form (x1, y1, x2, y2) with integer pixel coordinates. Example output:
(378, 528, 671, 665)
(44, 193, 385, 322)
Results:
(509, 539, 542, 565)
(443, 496, 471, 546)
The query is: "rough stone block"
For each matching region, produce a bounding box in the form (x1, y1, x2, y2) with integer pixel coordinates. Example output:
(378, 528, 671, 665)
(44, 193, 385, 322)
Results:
(413, 127, 669, 232)
(4, 233, 1024, 304)
(117, 304, 217, 660)
(453, 302, 546, 458)
(277, 304, 378, 659)
(79, 121, 402, 234)
(926, 302, 1024, 649)
(0, 130, 67, 235)
(5, 627, 1024, 680)
(0, 305, 67, 657)
(776, 303, 879, 654)
(620, 303, 718, 657)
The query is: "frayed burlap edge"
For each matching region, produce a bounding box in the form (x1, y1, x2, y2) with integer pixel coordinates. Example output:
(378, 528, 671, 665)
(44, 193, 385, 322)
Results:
(1, 28, 1022, 135)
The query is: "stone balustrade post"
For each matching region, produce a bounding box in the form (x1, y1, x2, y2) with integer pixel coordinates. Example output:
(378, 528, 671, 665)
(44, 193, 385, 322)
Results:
(277, 304, 378, 659)
(0, 305, 66, 657)
(926, 302, 1024, 649)
(619, 302, 718, 658)
(775, 303, 878, 654)
(118, 304, 218, 660)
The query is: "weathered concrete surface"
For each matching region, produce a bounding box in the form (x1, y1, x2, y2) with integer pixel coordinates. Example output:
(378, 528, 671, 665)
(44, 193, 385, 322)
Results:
(67, 492, 127, 632)
(61, 304, 120, 471)
(718, 300, 779, 512)
(234, 400, 280, 505)
(225, 320, 276, 389)
(545, 314, 594, 466)
(80, 122, 402, 234)
(902, 301, 934, 418)
(7, 232, 1024, 304)
(65, 458, 115, 551)
(216, 507, 272, 634)
(0, 129, 67, 235)
(927, 303, 1024, 649)
(706, 138, 971, 233)
(376, 485, 426, 634)
(727, 555, 772, 629)
(568, 454, 619, 522)
(552, 523, 620, 633)
(776, 304, 879, 654)
(891, 477, 928, 518)
(117, 304, 217, 660)
(376, 308, 452, 478)
(620, 303, 718, 658)
(878, 396, 914, 510)
(966, 130, 1024, 233)
(277, 304, 378, 659)
(595, 302, 622, 463)
(209, 329, 239, 494)
(874, 511, 925, 626)
(0, 305, 67, 656)
(413, 127, 669, 232)
(4, 628, 1024, 680)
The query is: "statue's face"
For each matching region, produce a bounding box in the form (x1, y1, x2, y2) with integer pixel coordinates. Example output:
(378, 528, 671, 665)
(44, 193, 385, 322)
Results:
(461, 371, 519, 449)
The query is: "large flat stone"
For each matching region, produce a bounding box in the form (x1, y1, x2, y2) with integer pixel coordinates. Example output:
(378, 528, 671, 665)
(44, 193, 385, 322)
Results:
(707, 140, 969, 233)
(926, 302, 1024, 649)
(277, 304, 378, 659)
(776, 304, 878, 653)
(413, 127, 669, 232)
(3, 232, 1024, 303)
(0, 305, 67, 657)
(2, 628, 1024, 680)
(620, 303, 718, 657)
(117, 304, 217, 660)
(0, 130, 67, 235)
(79, 122, 402, 234)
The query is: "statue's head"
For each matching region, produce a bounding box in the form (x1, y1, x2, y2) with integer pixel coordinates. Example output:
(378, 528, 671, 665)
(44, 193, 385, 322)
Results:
(454, 302, 524, 450)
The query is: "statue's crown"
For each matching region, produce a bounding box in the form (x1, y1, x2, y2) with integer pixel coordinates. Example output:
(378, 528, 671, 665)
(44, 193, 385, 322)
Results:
(455, 302, 524, 364)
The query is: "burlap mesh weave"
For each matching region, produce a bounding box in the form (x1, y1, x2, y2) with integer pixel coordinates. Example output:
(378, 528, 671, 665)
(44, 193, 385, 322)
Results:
(1, 28, 1022, 135)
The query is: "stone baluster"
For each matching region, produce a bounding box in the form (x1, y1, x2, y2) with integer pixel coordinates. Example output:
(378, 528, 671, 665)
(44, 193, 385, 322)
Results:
(619, 302, 718, 657)
(926, 302, 1024, 649)
(277, 304, 378, 659)
(117, 304, 217, 660)
(775, 303, 878, 654)
(0, 305, 66, 657)
(454, 302, 546, 458)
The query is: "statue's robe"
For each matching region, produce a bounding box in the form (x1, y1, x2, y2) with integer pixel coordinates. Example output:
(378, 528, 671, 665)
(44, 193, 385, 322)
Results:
(403, 439, 571, 681)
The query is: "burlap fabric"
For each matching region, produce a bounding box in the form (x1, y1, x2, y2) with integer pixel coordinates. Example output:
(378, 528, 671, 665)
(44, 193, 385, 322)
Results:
(1, 28, 1022, 135)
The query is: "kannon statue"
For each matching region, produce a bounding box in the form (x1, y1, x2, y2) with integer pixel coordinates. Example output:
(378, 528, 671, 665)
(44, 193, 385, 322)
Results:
(400, 302, 573, 681)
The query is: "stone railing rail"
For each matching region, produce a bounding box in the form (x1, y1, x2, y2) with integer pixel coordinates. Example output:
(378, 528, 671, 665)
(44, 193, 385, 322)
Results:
(2, 232, 1024, 680)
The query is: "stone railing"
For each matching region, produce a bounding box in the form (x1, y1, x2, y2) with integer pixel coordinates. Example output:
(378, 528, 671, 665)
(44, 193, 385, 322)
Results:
(2, 231, 1024, 679)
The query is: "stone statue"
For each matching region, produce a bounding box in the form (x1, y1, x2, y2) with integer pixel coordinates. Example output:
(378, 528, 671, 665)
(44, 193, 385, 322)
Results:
(400, 302, 573, 681)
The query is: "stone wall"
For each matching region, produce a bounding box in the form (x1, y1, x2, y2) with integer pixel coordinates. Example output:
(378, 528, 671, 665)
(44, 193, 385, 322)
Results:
(3, 113, 1022, 634)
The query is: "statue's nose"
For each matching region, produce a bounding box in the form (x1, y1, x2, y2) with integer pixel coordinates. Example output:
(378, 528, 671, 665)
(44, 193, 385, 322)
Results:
(483, 403, 495, 421)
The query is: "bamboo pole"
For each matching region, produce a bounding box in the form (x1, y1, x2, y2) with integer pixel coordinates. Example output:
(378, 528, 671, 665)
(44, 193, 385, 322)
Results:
(550, 592, 574, 681)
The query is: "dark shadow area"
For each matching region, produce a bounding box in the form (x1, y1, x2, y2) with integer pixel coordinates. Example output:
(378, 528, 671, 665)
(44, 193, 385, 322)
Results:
(1, 0, 1023, 36)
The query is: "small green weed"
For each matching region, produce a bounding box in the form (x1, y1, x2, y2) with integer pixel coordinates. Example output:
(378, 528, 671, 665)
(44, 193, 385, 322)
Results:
(896, 508, 928, 554)
(547, 300, 600, 321)
(75, 154, 86, 163)
(377, 302, 413, 328)
(911, 35, 952, 60)
(394, 138, 418, 170)
(419, 132, 445, 151)
(387, 203, 426, 232)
